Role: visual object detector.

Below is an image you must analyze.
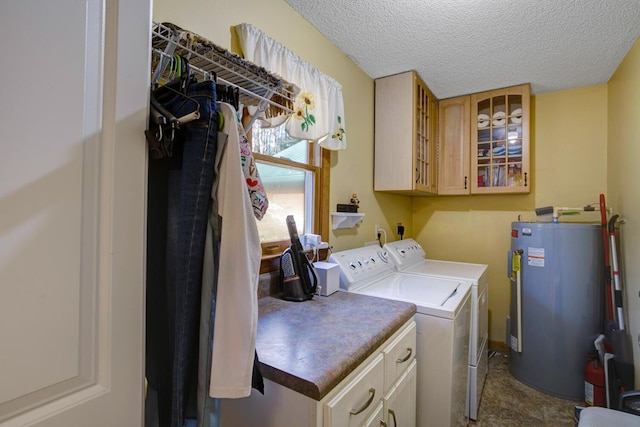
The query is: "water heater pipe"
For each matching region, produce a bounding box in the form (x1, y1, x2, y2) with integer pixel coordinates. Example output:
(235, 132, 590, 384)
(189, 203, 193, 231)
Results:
(535, 202, 609, 223)
(515, 249, 523, 353)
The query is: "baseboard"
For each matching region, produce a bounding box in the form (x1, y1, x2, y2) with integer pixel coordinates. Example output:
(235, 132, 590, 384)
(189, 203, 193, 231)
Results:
(488, 340, 509, 354)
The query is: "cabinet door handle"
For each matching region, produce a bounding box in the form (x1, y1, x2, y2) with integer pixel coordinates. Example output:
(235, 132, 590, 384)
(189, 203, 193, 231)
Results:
(524, 172, 528, 187)
(388, 409, 397, 427)
(464, 176, 467, 189)
(349, 387, 376, 415)
(396, 347, 413, 363)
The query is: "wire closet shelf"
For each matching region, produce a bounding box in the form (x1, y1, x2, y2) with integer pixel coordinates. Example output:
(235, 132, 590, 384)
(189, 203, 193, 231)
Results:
(151, 21, 299, 121)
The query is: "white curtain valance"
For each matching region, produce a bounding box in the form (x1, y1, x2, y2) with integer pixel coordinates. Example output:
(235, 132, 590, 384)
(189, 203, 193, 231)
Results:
(236, 23, 347, 150)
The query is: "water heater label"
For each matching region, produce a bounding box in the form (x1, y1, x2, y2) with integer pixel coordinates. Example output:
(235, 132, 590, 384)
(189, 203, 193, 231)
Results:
(527, 247, 545, 267)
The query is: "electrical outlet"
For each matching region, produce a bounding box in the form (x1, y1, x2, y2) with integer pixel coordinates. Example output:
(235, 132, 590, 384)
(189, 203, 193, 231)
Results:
(374, 224, 381, 240)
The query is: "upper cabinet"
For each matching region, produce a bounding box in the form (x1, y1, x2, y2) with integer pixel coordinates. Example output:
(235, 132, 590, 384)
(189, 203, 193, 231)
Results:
(470, 84, 531, 194)
(437, 84, 531, 195)
(438, 96, 471, 195)
(374, 71, 438, 195)
(375, 74, 530, 196)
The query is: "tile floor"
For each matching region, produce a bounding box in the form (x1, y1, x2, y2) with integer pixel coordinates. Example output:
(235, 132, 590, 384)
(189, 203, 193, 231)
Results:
(470, 351, 583, 427)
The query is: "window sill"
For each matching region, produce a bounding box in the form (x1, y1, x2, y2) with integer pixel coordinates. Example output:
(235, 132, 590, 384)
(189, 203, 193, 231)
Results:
(260, 248, 330, 274)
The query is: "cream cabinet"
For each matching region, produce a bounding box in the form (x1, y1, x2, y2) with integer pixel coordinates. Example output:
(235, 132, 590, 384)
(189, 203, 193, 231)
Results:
(374, 71, 438, 195)
(220, 320, 417, 427)
(363, 401, 385, 427)
(438, 96, 471, 195)
(324, 353, 385, 426)
(382, 319, 417, 426)
(471, 84, 531, 193)
(384, 360, 417, 427)
(437, 84, 531, 195)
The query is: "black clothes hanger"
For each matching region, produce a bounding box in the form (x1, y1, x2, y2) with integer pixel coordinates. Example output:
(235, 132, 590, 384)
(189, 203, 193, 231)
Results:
(216, 84, 240, 111)
(228, 86, 239, 111)
(146, 55, 202, 158)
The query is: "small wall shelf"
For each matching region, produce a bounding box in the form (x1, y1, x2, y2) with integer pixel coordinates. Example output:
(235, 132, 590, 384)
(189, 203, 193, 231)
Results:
(331, 212, 365, 230)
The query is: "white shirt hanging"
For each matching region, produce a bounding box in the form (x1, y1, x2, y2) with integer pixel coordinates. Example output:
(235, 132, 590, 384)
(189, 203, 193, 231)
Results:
(209, 102, 261, 398)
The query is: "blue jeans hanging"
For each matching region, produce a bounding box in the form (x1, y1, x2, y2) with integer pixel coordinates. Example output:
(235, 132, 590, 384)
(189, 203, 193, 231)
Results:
(146, 80, 218, 427)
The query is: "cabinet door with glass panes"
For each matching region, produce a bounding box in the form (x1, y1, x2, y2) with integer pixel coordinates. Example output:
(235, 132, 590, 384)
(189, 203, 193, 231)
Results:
(470, 84, 530, 194)
(374, 71, 437, 195)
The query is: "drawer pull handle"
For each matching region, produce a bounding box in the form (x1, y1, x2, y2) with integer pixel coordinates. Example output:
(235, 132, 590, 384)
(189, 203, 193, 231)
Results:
(396, 347, 413, 363)
(389, 409, 397, 427)
(349, 388, 375, 415)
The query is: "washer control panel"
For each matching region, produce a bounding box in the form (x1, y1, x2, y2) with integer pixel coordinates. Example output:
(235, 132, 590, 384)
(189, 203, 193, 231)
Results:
(384, 238, 426, 268)
(328, 245, 394, 290)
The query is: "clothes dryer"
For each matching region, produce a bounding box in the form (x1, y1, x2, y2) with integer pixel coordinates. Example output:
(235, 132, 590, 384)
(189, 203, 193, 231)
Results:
(329, 245, 471, 427)
(384, 238, 488, 421)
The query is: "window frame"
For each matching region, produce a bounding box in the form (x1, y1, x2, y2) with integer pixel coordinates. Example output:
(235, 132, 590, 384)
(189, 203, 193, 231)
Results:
(244, 115, 330, 273)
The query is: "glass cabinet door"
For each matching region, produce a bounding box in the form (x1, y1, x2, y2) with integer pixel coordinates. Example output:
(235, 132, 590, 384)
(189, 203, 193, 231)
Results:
(472, 85, 530, 193)
(414, 75, 437, 193)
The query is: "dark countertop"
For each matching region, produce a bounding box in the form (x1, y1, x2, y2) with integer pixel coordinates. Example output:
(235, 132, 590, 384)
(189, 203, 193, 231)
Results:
(256, 291, 416, 401)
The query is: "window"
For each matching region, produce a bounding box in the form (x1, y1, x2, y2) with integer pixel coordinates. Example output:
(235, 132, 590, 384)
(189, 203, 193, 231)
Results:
(235, 24, 347, 271)
(247, 116, 330, 270)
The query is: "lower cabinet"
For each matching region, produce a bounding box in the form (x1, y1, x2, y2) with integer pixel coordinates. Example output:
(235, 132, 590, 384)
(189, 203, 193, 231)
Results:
(220, 320, 416, 427)
(384, 360, 417, 427)
(363, 401, 385, 427)
(324, 353, 385, 426)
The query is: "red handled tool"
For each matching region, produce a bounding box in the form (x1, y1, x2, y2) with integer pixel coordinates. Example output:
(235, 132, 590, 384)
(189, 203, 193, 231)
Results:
(599, 194, 614, 323)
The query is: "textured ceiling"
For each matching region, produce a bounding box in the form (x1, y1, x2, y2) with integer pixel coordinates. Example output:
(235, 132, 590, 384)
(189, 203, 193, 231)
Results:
(284, 0, 640, 99)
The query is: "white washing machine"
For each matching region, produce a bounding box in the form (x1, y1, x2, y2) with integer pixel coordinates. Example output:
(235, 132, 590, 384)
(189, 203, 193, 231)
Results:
(384, 239, 489, 421)
(329, 245, 471, 427)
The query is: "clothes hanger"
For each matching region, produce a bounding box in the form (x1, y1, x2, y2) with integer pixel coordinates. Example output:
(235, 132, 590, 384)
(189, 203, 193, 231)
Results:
(154, 54, 190, 98)
(216, 83, 240, 111)
(146, 54, 203, 153)
(151, 55, 200, 127)
(228, 86, 239, 111)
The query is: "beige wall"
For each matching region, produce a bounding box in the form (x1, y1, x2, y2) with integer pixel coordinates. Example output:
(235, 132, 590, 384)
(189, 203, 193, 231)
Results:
(608, 38, 640, 386)
(153, 0, 412, 251)
(414, 85, 608, 345)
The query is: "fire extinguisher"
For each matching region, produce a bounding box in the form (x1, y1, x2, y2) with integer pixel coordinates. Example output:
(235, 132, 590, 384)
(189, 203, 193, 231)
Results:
(584, 351, 606, 407)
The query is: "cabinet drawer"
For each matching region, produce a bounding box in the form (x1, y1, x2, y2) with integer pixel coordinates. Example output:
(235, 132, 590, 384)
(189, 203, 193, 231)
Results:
(363, 401, 384, 427)
(383, 320, 417, 392)
(324, 353, 384, 427)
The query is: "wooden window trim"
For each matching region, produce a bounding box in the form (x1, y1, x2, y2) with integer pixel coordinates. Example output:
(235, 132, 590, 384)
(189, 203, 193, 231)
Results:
(259, 147, 330, 274)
